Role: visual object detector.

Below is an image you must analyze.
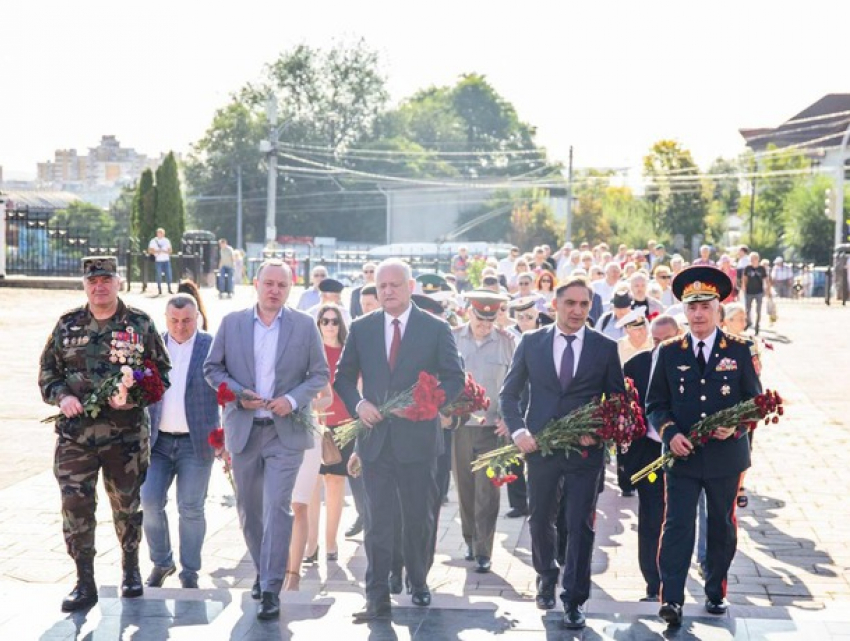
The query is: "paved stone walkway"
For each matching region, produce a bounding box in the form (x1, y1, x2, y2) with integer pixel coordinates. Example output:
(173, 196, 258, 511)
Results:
(0, 285, 848, 639)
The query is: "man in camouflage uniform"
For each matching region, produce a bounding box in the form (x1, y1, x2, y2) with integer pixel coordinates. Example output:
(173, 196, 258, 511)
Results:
(38, 256, 170, 612)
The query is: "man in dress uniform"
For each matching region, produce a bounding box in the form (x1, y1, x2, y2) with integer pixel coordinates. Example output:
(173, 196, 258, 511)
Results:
(647, 266, 762, 627)
(622, 314, 682, 601)
(39, 256, 171, 611)
(452, 290, 514, 573)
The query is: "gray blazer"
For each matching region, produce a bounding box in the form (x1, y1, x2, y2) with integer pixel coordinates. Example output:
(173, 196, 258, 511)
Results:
(203, 306, 329, 454)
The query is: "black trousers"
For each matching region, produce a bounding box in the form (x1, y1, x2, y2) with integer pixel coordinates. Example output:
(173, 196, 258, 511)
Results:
(636, 473, 665, 595)
(659, 473, 742, 604)
(436, 429, 453, 501)
(362, 444, 438, 602)
(506, 459, 528, 511)
(527, 453, 602, 606)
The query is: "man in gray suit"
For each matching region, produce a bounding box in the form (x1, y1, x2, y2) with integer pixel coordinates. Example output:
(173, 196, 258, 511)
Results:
(204, 260, 329, 620)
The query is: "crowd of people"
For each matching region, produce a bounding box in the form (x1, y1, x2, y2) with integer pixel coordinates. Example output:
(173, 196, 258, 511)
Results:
(38, 237, 768, 630)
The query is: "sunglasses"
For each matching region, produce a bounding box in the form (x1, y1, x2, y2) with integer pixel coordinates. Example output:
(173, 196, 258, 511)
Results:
(319, 318, 340, 326)
(657, 275, 671, 280)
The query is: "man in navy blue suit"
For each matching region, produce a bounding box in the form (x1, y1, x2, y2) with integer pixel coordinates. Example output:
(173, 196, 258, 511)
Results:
(501, 277, 625, 630)
(647, 266, 761, 627)
(334, 258, 465, 622)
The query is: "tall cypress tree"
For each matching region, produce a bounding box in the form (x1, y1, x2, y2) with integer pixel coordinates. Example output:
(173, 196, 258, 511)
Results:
(134, 168, 157, 245)
(154, 152, 185, 243)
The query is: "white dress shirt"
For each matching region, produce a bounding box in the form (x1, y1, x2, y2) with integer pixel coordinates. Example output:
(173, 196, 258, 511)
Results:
(384, 304, 413, 359)
(159, 332, 196, 433)
(553, 325, 585, 379)
(692, 328, 717, 363)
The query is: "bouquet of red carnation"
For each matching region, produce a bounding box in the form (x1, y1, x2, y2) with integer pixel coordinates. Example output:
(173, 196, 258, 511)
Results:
(630, 389, 783, 485)
(472, 378, 646, 486)
(42, 359, 166, 423)
(216, 382, 317, 432)
(443, 372, 490, 421)
(333, 371, 446, 449)
(207, 427, 235, 492)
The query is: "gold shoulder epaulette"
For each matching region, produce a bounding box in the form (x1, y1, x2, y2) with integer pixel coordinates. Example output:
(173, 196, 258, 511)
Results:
(658, 336, 680, 348)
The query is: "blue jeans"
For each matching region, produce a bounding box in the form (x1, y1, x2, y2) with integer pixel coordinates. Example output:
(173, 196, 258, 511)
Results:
(217, 266, 234, 294)
(140, 433, 213, 582)
(154, 260, 173, 293)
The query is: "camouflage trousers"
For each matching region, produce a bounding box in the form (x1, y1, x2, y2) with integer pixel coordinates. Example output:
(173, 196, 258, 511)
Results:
(53, 429, 149, 561)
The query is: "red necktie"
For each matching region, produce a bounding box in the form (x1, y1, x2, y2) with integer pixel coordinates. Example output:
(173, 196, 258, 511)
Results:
(388, 318, 401, 371)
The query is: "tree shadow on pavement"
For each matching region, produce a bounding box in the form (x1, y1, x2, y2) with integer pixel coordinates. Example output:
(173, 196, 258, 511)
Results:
(734, 490, 835, 607)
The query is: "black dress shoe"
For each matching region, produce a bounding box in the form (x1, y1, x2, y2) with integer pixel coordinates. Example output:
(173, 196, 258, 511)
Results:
(563, 604, 586, 629)
(411, 585, 431, 607)
(475, 556, 491, 573)
(180, 576, 199, 589)
(535, 589, 556, 610)
(705, 598, 729, 615)
(345, 516, 364, 538)
(659, 602, 683, 626)
(251, 575, 261, 600)
(639, 592, 659, 602)
(464, 545, 475, 562)
(145, 564, 176, 588)
(353, 600, 391, 622)
(389, 574, 403, 595)
(304, 546, 319, 564)
(257, 591, 280, 620)
(505, 507, 528, 519)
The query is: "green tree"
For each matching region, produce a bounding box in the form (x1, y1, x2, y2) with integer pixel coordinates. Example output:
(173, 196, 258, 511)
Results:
(51, 201, 116, 238)
(742, 146, 809, 257)
(601, 184, 655, 249)
(509, 195, 561, 250)
(154, 152, 185, 243)
(784, 175, 836, 263)
(133, 169, 157, 246)
(643, 140, 709, 256)
(109, 183, 136, 242)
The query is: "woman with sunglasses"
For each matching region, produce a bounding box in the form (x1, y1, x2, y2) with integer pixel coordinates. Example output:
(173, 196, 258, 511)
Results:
(304, 304, 353, 567)
(534, 271, 557, 307)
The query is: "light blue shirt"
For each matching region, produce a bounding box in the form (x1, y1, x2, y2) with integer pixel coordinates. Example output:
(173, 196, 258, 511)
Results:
(297, 288, 321, 311)
(253, 307, 297, 417)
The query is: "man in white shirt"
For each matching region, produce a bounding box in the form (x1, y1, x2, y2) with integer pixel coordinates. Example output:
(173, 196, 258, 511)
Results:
(592, 262, 623, 312)
(297, 265, 328, 310)
(498, 246, 520, 281)
(141, 295, 220, 589)
(148, 228, 173, 295)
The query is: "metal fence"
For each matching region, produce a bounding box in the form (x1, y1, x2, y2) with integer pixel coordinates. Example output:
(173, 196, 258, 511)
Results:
(4, 209, 128, 276)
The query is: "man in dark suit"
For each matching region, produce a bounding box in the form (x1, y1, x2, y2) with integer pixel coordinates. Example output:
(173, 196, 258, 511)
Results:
(647, 267, 761, 627)
(621, 314, 682, 602)
(334, 258, 465, 622)
(142, 294, 219, 589)
(500, 277, 625, 630)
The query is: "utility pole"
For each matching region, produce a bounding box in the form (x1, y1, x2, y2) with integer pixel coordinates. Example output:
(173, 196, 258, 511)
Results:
(565, 145, 574, 243)
(264, 96, 278, 248)
(236, 164, 243, 250)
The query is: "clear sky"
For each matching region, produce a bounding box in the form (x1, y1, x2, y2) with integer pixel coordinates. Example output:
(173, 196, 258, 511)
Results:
(2, 0, 846, 181)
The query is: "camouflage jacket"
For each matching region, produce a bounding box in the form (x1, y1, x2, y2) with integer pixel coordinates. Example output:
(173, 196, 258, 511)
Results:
(39, 298, 171, 437)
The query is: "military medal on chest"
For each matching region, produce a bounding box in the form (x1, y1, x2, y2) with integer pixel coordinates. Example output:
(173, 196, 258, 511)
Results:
(110, 326, 143, 365)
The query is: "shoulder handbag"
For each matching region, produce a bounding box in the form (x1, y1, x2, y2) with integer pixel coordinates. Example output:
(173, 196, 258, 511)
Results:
(321, 428, 343, 466)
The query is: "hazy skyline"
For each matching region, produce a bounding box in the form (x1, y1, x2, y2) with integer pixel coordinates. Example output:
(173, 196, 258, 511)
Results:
(2, 0, 847, 182)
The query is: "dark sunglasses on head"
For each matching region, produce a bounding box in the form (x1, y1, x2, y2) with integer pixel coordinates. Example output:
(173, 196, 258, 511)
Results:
(320, 318, 340, 326)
